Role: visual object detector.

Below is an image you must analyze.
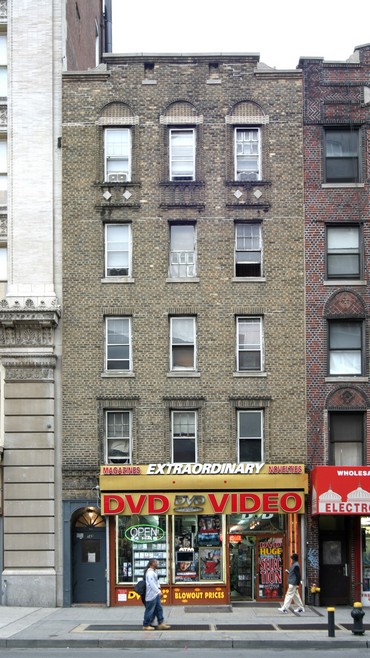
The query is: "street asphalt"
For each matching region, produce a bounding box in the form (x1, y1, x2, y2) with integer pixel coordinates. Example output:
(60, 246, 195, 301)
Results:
(0, 602, 368, 649)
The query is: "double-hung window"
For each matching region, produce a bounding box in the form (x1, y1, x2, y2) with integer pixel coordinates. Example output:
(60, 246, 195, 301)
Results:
(106, 317, 131, 371)
(328, 320, 363, 375)
(326, 225, 360, 279)
(235, 223, 262, 277)
(170, 129, 195, 181)
(172, 410, 197, 462)
(237, 317, 263, 371)
(169, 224, 196, 278)
(324, 128, 360, 183)
(105, 128, 131, 182)
(0, 33, 7, 98)
(105, 224, 131, 277)
(170, 317, 196, 371)
(234, 128, 260, 181)
(238, 410, 263, 462)
(105, 411, 131, 464)
(0, 137, 7, 206)
(329, 411, 364, 465)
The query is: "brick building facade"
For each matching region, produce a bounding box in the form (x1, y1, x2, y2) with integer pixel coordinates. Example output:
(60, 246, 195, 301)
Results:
(301, 44, 370, 606)
(62, 54, 307, 606)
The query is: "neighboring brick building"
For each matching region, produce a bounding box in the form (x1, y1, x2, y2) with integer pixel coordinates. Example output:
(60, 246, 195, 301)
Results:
(0, 0, 109, 607)
(62, 53, 307, 606)
(301, 44, 370, 606)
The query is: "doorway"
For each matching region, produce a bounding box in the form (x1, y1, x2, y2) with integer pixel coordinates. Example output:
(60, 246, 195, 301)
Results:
(319, 516, 350, 605)
(72, 507, 107, 604)
(229, 536, 255, 600)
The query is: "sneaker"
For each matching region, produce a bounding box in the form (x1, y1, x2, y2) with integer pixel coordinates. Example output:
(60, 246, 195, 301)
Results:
(294, 607, 305, 613)
(157, 623, 171, 629)
(278, 607, 288, 613)
(143, 625, 156, 630)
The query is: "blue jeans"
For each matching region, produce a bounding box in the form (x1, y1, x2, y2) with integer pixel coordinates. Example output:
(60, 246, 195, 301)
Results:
(143, 594, 164, 626)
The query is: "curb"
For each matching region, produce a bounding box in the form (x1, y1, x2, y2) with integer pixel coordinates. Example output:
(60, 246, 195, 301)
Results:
(0, 637, 368, 650)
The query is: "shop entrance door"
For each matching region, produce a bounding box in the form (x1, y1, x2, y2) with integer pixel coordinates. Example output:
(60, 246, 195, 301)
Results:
(319, 529, 350, 605)
(229, 536, 255, 600)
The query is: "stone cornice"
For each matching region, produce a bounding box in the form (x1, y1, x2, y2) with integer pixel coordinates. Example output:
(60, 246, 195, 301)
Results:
(0, 298, 61, 328)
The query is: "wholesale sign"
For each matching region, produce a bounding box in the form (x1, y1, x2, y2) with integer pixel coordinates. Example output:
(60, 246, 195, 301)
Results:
(312, 466, 370, 515)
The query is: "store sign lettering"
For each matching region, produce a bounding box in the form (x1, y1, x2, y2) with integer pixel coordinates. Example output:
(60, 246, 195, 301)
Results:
(174, 495, 206, 512)
(125, 524, 165, 543)
(102, 491, 304, 515)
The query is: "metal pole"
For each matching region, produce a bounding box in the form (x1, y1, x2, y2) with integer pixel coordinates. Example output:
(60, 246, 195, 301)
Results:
(327, 607, 335, 637)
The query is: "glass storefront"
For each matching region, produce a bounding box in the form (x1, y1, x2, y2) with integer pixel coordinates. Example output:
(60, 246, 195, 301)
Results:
(362, 517, 370, 606)
(116, 511, 288, 602)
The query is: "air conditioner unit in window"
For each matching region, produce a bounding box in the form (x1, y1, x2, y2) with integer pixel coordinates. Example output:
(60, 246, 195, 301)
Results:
(237, 172, 258, 182)
(108, 172, 128, 183)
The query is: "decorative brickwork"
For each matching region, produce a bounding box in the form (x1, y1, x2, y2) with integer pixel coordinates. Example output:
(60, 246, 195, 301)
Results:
(62, 54, 306, 498)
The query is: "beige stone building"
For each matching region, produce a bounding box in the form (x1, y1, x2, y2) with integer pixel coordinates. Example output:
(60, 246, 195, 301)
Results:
(62, 53, 307, 606)
(0, 0, 108, 607)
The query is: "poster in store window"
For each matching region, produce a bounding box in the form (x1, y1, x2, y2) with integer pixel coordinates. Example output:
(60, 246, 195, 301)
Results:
(197, 515, 221, 546)
(258, 537, 283, 599)
(199, 547, 221, 579)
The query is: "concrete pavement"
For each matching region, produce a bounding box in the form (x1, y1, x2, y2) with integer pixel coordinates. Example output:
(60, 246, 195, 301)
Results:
(0, 602, 367, 649)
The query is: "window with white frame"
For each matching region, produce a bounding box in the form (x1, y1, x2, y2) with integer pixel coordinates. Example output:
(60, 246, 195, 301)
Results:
(0, 245, 7, 281)
(0, 33, 7, 98)
(170, 129, 195, 181)
(105, 410, 131, 464)
(169, 224, 196, 278)
(324, 128, 360, 184)
(234, 128, 260, 181)
(238, 409, 263, 462)
(326, 225, 360, 279)
(328, 320, 363, 375)
(172, 410, 197, 462)
(106, 317, 131, 371)
(105, 224, 131, 277)
(329, 411, 364, 466)
(104, 128, 131, 182)
(235, 223, 262, 277)
(237, 317, 263, 371)
(170, 316, 196, 370)
(0, 137, 7, 206)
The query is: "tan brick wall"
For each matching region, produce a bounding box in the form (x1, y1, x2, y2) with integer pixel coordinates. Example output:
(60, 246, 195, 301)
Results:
(62, 55, 306, 498)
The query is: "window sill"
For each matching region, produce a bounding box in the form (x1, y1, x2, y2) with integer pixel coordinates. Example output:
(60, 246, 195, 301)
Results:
(324, 279, 366, 286)
(166, 277, 200, 283)
(322, 183, 365, 188)
(232, 277, 266, 283)
(325, 376, 368, 382)
(233, 371, 267, 378)
(101, 371, 135, 378)
(167, 372, 200, 378)
(101, 277, 135, 284)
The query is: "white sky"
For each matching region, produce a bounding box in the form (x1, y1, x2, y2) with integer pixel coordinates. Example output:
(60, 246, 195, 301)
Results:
(111, 0, 370, 70)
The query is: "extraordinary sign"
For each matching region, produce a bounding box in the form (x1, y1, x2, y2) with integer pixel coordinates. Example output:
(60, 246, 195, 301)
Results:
(102, 490, 305, 516)
(100, 463, 304, 476)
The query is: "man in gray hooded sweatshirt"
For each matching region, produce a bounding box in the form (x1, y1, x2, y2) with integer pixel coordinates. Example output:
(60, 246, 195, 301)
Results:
(278, 553, 305, 614)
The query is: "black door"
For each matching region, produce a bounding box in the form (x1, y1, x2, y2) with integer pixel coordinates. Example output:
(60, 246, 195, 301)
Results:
(319, 529, 350, 605)
(72, 526, 106, 603)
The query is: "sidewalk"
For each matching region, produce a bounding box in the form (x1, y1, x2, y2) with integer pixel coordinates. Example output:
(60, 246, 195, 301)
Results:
(0, 603, 367, 649)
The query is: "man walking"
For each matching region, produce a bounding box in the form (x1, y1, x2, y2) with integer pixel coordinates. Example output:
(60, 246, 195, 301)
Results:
(143, 558, 171, 630)
(278, 553, 305, 614)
